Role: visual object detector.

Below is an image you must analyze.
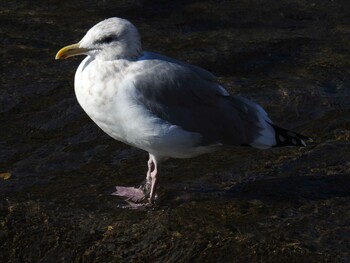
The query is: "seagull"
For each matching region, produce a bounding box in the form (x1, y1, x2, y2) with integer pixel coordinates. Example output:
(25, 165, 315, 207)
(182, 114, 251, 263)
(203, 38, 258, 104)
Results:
(56, 17, 309, 206)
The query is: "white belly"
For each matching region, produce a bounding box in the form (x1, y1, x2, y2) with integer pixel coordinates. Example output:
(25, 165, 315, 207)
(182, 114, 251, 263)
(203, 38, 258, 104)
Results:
(73, 57, 218, 159)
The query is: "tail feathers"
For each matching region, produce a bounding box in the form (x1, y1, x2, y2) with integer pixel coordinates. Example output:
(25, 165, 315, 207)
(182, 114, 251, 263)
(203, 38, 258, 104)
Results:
(270, 124, 311, 147)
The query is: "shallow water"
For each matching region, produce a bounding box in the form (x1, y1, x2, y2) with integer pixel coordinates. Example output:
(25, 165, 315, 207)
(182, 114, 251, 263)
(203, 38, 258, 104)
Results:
(1, 1, 350, 262)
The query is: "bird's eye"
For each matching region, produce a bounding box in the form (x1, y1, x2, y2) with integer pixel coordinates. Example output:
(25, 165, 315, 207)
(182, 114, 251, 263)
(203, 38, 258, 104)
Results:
(102, 36, 115, 43)
(95, 36, 116, 45)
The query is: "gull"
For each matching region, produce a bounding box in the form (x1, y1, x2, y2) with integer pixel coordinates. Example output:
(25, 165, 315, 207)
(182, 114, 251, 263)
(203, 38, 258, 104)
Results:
(55, 17, 309, 206)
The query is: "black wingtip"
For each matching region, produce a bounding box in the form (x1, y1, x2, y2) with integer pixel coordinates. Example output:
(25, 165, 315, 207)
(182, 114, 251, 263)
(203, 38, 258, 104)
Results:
(270, 124, 311, 147)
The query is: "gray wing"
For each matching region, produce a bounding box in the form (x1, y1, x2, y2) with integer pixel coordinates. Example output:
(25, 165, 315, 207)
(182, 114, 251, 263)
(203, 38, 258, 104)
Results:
(138, 52, 217, 82)
(130, 55, 268, 147)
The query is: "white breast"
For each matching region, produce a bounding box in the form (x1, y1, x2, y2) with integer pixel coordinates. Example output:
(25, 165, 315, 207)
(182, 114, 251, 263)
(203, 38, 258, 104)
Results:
(73, 57, 214, 159)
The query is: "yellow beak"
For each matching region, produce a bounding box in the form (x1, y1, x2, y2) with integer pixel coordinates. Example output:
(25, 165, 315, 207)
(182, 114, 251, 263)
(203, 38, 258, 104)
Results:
(55, 43, 89, 60)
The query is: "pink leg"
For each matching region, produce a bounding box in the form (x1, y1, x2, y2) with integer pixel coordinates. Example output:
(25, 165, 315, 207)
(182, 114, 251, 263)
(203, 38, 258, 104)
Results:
(146, 155, 154, 183)
(113, 154, 160, 206)
(112, 155, 153, 204)
(149, 165, 158, 203)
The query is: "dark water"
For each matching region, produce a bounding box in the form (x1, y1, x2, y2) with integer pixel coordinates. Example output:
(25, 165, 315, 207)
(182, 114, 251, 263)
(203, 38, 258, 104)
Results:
(1, 1, 350, 262)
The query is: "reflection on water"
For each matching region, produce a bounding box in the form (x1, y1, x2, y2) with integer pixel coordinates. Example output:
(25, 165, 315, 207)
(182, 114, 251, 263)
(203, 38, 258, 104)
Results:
(1, 0, 350, 262)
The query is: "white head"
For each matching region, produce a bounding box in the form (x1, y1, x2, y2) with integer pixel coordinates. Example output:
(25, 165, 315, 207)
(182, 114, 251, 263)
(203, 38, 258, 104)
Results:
(56, 17, 142, 61)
